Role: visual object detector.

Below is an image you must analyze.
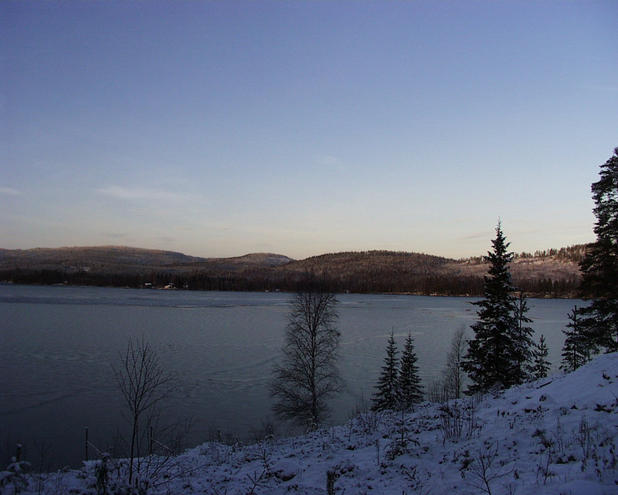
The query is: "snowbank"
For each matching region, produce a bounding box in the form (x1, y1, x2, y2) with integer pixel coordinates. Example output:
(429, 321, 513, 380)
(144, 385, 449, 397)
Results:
(5, 353, 617, 494)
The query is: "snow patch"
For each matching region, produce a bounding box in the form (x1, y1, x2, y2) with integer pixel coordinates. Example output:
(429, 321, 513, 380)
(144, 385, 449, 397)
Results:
(6, 353, 618, 494)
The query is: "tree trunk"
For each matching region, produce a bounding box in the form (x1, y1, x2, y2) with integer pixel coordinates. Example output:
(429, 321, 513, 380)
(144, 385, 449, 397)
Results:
(129, 415, 138, 485)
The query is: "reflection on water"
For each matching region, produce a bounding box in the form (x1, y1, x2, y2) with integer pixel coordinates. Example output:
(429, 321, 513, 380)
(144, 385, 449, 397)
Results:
(0, 284, 579, 468)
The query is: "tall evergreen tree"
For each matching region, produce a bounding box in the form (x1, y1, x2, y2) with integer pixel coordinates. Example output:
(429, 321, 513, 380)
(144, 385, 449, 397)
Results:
(579, 147, 618, 352)
(561, 306, 593, 373)
(513, 292, 535, 381)
(398, 333, 423, 409)
(372, 332, 399, 411)
(462, 223, 525, 393)
(531, 334, 551, 380)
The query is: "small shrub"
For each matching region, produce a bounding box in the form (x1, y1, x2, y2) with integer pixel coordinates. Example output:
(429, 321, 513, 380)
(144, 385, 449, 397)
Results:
(0, 446, 30, 495)
(576, 417, 595, 460)
(462, 443, 512, 495)
(439, 399, 478, 443)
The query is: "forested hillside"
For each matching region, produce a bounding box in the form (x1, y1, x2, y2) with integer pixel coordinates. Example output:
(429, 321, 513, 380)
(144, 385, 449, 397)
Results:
(0, 245, 586, 297)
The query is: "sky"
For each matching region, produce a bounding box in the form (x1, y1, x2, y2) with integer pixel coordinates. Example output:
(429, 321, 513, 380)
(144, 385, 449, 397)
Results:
(1, 1, 617, 260)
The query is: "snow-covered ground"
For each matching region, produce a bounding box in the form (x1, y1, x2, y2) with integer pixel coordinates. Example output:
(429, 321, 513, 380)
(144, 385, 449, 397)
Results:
(3, 353, 617, 494)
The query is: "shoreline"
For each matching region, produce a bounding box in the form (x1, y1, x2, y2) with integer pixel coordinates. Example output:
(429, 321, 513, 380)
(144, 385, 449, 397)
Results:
(0, 280, 583, 300)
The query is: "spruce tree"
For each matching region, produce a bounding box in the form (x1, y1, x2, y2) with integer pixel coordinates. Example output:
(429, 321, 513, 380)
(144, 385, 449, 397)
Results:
(462, 223, 524, 393)
(561, 306, 593, 372)
(398, 333, 423, 409)
(531, 334, 551, 379)
(513, 292, 535, 381)
(372, 332, 399, 411)
(579, 147, 618, 352)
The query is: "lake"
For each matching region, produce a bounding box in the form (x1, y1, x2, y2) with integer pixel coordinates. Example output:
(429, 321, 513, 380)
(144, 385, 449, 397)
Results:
(0, 284, 580, 469)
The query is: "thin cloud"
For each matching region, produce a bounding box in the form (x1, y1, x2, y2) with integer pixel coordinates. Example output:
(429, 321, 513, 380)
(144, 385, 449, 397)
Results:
(315, 155, 341, 166)
(154, 235, 175, 244)
(582, 83, 618, 92)
(460, 231, 490, 241)
(96, 186, 189, 202)
(0, 187, 21, 196)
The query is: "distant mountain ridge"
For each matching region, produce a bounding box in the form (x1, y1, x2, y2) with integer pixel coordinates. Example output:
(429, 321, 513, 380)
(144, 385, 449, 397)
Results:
(0, 244, 586, 297)
(0, 246, 293, 273)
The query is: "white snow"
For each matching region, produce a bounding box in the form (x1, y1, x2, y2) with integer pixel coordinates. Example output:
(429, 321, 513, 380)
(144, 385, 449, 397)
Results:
(5, 353, 618, 494)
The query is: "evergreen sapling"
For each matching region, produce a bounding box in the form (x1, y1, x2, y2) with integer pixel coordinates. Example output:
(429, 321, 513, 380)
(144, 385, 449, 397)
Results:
(561, 306, 593, 372)
(513, 292, 535, 381)
(532, 334, 551, 380)
(398, 333, 424, 409)
(372, 332, 400, 411)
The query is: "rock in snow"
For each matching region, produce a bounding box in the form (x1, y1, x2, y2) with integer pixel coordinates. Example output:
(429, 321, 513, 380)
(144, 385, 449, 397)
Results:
(4, 353, 618, 494)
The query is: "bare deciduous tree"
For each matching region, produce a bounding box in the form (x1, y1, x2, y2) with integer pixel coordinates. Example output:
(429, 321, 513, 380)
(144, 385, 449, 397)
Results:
(428, 327, 468, 403)
(114, 336, 172, 485)
(442, 327, 467, 400)
(271, 283, 342, 429)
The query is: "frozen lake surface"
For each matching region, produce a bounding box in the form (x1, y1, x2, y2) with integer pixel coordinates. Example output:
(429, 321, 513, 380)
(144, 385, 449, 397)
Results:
(0, 284, 580, 468)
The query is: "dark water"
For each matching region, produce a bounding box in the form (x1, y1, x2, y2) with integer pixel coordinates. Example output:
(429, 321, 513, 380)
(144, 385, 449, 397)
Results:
(0, 284, 579, 468)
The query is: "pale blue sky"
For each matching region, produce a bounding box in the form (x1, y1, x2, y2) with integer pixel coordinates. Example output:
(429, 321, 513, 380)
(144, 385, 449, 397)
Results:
(1, 1, 617, 259)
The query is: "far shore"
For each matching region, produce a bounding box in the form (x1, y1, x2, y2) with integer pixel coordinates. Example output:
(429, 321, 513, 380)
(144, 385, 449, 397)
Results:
(0, 280, 584, 300)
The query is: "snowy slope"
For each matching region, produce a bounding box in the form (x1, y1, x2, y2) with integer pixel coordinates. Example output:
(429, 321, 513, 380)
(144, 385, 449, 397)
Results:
(4, 353, 617, 495)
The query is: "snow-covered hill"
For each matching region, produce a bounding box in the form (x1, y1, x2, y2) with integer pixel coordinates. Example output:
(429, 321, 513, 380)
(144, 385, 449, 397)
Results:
(4, 354, 617, 494)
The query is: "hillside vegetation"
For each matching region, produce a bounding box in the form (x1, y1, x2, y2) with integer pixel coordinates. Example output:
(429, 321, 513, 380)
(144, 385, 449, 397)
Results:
(0, 245, 585, 297)
(4, 352, 617, 494)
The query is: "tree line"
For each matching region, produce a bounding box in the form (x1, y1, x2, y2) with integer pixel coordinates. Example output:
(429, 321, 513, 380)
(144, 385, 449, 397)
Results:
(0, 265, 582, 298)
